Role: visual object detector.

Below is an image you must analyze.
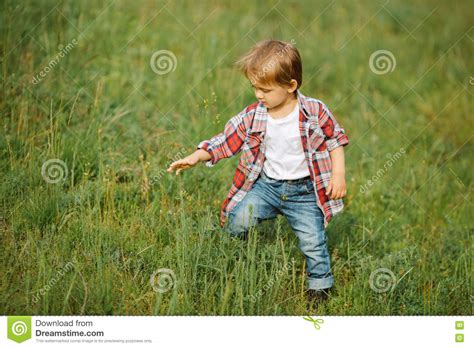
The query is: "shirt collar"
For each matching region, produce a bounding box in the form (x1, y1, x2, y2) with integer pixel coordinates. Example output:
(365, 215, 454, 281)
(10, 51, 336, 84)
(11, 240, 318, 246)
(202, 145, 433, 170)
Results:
(250, 89, 311, 133)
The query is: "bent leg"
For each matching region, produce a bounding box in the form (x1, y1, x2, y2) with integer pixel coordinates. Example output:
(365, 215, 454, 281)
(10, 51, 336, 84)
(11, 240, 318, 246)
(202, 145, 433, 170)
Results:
(224, 180, 279, 239)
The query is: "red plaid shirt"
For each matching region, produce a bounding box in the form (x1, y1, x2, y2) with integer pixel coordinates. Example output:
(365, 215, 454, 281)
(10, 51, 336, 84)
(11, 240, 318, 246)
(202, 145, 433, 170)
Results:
(197, 90, 349, 228)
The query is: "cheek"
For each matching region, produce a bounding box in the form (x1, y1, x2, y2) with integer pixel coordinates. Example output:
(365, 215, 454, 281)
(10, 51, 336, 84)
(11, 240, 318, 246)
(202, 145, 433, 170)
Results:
(265, 92, 277, 101)
(268, 92, 283, 103)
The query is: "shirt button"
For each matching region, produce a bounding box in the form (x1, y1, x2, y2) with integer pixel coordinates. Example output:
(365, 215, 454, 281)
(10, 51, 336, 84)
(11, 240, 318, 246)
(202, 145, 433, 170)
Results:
(281, 195, 288, 201)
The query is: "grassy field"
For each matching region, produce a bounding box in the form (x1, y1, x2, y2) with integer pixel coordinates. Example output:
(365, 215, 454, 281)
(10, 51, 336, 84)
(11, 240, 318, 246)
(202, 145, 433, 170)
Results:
(1, 0, 472, 315)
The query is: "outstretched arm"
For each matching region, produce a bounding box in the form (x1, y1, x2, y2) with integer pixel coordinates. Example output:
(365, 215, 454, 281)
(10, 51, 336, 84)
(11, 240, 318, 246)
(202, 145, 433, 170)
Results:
(167, 105, 252, 175)
(167, 149, 211, 176)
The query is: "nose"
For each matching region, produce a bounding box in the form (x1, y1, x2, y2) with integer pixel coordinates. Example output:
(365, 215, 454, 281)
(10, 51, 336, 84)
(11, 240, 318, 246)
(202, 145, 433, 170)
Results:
(255, 90, 264, 100)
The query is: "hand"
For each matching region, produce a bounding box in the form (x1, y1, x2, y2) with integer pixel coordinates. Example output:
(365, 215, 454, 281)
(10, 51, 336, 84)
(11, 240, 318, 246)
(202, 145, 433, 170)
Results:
(167, 154, 200, 175)
(326, 173, 346, 199)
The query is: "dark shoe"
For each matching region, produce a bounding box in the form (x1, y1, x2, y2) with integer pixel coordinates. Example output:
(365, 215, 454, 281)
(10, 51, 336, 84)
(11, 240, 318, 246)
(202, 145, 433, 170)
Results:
(306, 288, 332, 311)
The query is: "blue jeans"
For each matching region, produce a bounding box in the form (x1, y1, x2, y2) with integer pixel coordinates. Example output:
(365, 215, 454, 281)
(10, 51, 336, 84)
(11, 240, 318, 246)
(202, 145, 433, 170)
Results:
(223, 171, 334, 290)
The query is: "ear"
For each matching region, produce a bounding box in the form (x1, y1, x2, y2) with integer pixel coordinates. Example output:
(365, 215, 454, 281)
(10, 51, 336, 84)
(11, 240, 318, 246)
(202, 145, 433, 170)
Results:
(287, 79, 298, 93)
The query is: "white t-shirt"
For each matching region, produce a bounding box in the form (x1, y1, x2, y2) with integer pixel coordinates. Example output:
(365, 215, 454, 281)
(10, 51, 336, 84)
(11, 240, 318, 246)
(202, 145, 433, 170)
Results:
(263, 102, 310, 180)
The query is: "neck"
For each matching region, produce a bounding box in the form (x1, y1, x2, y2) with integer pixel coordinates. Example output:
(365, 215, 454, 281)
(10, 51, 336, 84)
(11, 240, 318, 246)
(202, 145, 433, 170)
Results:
(268, 95, 297, 116)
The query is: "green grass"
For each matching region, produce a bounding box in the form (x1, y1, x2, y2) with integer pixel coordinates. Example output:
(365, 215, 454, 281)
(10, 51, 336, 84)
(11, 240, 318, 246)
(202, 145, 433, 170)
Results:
(1, 0, 472, 315)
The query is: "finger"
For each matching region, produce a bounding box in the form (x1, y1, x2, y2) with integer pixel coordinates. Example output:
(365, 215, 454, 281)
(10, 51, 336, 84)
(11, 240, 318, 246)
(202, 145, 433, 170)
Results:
(176, 166, 188, 175)
(169, 160, 189, 172)
(167, 161, 180, 171)
(326, 182, 333, 196)
(176, 164, 190, 175)
(167, 163, 180, 173)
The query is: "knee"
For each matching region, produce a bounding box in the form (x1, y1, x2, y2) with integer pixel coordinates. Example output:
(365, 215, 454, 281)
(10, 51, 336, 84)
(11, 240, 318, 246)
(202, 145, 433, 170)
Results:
(224, 204, 257, 239)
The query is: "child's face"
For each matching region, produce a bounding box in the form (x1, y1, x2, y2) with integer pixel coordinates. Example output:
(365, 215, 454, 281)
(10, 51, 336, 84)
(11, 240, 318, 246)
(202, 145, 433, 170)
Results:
(250, 79, 297, 110)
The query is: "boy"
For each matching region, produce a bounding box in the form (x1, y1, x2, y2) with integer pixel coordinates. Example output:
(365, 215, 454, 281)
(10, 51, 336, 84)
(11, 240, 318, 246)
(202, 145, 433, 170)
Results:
(167, 40, 349, 307)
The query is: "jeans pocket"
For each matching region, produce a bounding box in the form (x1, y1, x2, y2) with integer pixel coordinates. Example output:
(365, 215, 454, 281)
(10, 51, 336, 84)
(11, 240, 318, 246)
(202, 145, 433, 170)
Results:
(305, 180, 315, 194)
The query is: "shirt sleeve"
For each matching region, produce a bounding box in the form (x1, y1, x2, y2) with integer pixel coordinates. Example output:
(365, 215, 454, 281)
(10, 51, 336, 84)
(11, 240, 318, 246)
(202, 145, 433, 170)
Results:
(318, 101, 349, 152)
(196, 107, 250, 167)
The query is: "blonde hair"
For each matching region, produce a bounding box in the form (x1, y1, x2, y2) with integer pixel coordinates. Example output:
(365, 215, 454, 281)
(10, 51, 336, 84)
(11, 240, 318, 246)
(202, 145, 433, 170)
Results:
(235, 39, 302, 90)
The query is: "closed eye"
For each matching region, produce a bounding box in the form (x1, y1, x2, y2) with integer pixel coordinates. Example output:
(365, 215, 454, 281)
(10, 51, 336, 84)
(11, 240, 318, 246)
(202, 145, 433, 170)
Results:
(250, 84, 271, 93)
